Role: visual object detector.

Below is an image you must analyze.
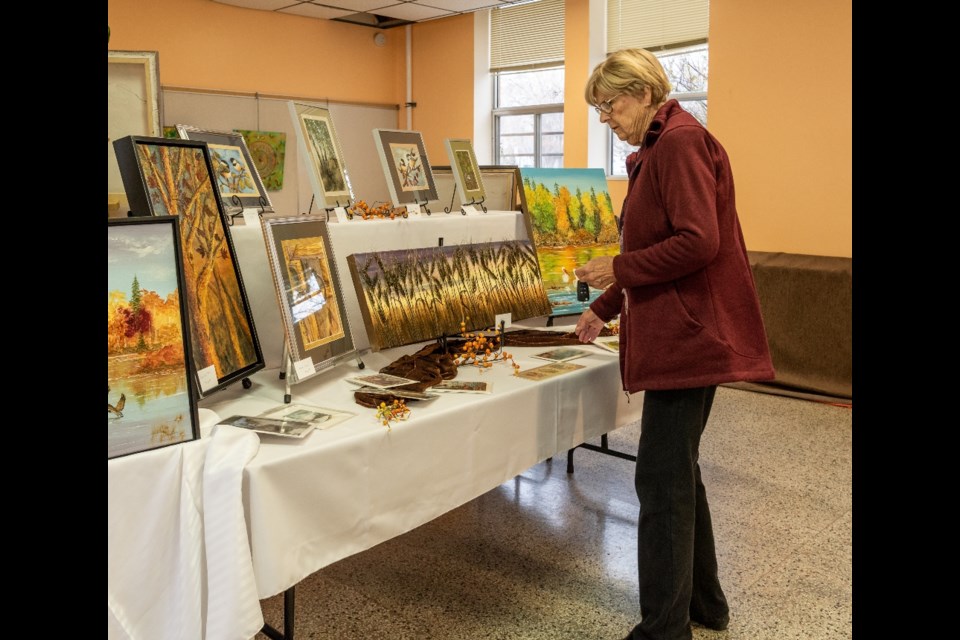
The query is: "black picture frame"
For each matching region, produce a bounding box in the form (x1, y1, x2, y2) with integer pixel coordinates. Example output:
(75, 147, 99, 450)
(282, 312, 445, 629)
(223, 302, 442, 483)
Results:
(113, 135, 266, 397)
(108, 215, 200, 459)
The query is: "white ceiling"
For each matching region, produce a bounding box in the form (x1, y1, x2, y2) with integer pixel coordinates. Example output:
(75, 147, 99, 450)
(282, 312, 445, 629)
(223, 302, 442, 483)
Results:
(213, 0, 539, 28)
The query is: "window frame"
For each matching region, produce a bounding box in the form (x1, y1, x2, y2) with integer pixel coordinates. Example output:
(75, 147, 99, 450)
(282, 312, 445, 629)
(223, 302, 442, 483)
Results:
(492, 67, 565, 169)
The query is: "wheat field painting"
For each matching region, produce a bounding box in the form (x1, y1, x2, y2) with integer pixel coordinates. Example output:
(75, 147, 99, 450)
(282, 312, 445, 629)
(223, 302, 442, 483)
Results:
(347, 240, 551, 351)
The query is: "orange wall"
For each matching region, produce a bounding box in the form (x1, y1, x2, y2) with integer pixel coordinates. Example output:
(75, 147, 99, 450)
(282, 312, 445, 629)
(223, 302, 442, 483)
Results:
(108, 0, 405, 108)
(563, 0, 590, 168)
(410, 13, 475, 163)
(108, 0, 851, 257)
(709, 0, 852, 257)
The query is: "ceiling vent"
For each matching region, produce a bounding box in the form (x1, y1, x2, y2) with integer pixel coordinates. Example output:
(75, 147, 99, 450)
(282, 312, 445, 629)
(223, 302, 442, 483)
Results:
(331, 12, 414, 29)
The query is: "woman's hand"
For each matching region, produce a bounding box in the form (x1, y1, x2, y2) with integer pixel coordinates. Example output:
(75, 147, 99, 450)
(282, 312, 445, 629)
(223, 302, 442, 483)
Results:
(574, 256, 616, 289)
(574, 308, 605, 343)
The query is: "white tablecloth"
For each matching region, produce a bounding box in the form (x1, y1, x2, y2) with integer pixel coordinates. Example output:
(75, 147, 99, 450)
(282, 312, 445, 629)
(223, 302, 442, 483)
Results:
(197, 327, 641, 599)
(108, 410, 264, 640)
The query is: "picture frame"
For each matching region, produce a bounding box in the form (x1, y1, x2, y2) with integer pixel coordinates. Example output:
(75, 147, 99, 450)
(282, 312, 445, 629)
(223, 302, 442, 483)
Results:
(108, 216, 200, 459)
(261, 214, 359, 381)
(176, 124, 273, 213)
(113, 135, 266, 397)
(372, 128, 439, 208)
(346, 239, 551, 351)
(443, 138, 485, 205)
(108, 50, 161, 218)
(517, 167, 620, 318)
(288, 101, 354, 209)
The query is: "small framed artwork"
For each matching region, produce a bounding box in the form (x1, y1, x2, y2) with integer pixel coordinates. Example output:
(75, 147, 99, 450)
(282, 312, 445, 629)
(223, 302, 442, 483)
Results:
(261, 214, 358, 381)
(372, 128, 439, 208)
(176, 124, 272, 212)
(113, 135, 266, 397)
(108, 216, 199, 459)
(288, 101, 354, 209)
(444, 138, 485, 205)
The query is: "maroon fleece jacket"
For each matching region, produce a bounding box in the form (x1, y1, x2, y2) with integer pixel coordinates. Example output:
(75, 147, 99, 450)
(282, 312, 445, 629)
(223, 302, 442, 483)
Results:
(590, 100, 775, 392)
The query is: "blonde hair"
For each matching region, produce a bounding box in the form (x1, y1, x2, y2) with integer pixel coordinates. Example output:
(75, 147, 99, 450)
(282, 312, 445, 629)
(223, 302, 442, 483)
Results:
(584, 48, 672, 106)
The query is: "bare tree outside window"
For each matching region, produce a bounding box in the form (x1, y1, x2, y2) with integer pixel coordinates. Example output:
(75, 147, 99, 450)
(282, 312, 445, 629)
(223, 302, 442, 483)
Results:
(495, 67, 565, 168)
(611, 44, 709, 176)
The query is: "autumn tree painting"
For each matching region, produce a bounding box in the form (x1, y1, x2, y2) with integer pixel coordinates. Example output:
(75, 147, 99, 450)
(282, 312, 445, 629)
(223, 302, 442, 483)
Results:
(108, 218, 197, 458)
(134, 142, 263, 389)
(520, 168, 621, 315)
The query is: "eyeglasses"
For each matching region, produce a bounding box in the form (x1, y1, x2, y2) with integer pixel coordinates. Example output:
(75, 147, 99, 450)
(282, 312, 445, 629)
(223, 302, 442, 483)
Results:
(594, 94, 623, 114)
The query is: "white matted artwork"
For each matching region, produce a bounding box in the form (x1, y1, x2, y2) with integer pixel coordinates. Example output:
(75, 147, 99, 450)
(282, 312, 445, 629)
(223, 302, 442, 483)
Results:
(444, 138, 485, 205)
(288, 101, 355, 210)
(372, 128, 438, 208)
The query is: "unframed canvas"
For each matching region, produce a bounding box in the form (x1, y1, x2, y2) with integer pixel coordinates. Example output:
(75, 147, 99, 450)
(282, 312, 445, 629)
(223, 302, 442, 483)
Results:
(108, 216, 199, 459)
(113, 135, 265, 396)
(261, 214, 357, 380)
(347, 240, 551, 351)
(233, 129, 286, 191)
(518, 167, 620, 317)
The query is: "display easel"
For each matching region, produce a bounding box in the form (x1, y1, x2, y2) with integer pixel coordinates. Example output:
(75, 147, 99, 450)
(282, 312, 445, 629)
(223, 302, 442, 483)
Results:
(277, 340, 364, 404)
(443, 183, 487, 215)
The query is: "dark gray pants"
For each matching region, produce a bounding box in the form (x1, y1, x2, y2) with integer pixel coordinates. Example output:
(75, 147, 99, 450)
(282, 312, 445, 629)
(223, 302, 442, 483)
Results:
(626, 386, 729, 640)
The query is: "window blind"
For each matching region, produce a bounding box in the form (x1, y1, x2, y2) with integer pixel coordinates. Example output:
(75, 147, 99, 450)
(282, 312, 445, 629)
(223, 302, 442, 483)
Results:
(607, 0, 709, 53)
(490, 0, 565, 72)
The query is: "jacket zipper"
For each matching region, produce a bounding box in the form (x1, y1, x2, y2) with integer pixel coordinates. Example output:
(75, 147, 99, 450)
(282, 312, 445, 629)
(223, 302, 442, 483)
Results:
(622, 288, 630, 402)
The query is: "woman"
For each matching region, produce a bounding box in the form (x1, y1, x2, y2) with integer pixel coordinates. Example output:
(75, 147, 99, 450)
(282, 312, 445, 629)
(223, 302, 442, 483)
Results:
(574, 48, 775, 640)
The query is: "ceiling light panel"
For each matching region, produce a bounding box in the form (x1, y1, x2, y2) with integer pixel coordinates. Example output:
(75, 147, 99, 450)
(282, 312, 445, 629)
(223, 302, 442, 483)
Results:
(371, 3, 457, 21)
(213, 0, 305, 10)
(279, 3, 354, 19)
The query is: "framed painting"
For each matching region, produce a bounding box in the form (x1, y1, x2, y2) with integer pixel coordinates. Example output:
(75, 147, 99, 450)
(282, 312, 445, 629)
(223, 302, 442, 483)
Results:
(108, 50, 161, 218)
(431, 165, 523, 215)
(176, 124, 273, 212)
(443, 138, 485, 204)
(288, 101, 354, 208)
(108, 216, 199, 459)
(518, 167, 621, 318)
(346, 240, 551, 351)
(261, 214, 358, 381)
(233, 129, 286, 191)
(372, 129, 439, 208)
(113, 135, 265, 397)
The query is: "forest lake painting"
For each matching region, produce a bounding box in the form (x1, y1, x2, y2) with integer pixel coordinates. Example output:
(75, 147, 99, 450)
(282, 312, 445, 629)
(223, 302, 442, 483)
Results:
(108, 220, 196, 459)
(520, 168, 620, 317)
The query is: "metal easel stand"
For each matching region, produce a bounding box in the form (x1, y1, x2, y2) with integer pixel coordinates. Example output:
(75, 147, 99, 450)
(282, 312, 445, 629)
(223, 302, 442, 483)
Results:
(277, 340, 365, 404)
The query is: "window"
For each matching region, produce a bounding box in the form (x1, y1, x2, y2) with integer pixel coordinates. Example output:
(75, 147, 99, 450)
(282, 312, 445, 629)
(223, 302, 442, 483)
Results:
(489, 0, 565, 168)
(494, 67, 565, 168)
(609, 43, 709, 176)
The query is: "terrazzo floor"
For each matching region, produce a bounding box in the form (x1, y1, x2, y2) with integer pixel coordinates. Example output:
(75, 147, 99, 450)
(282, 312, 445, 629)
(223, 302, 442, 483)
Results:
(254, 386, 852, 640)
